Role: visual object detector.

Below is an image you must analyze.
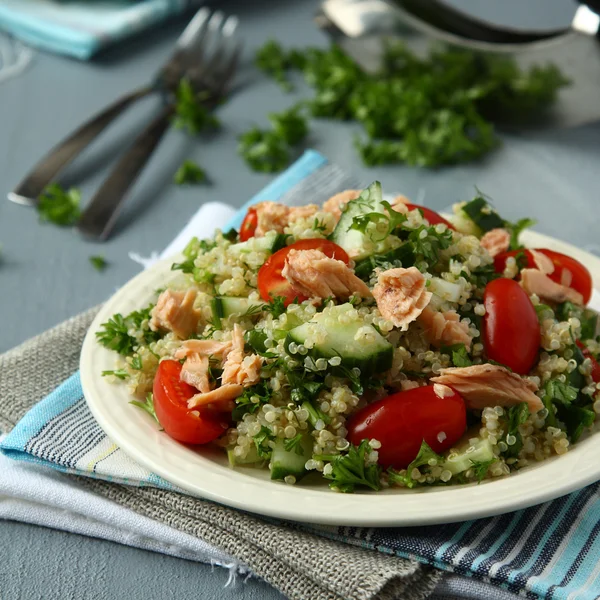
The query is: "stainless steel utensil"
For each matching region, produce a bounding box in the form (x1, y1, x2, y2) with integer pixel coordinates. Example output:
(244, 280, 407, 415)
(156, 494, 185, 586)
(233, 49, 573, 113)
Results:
(317, 0, 600, 128)
(7, 7, 225, 206)
(76, 12, 241, 241)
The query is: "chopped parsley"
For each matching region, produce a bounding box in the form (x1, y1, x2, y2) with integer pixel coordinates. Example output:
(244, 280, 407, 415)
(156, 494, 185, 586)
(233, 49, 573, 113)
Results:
(507, 218, 536, 251)
(89, 255, 108, 271)
(312, 218, 327, 233)
(314, 439, 381, 493)
(174, 160, 207, 185)
(301, 400, 331, 428)
(441, 343, 472, 368)
(255, 40, 297, 91)
(388, 440, 443, 488)
(130, 355, 143, 370)
(408, 224, 453, 266)
(269, 105, 309, 145)
(173, 79, 220, 135)
(130, 392, 159, 424)
(284, 433, 305, 455)
(38, 183, 81, 226)
(101, 369, 129, 380)
(232, 382, 271, 421)
(502, 403, 530, 458)
(253, 426, 275, 459)
(264, 296, 288, 319)
(470, 458, 496, 484)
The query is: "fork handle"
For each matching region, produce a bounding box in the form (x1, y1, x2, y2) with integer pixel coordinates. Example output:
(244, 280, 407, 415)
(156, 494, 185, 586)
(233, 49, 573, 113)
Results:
(9, 86, 154, 206)
(77, 104, 175, 241)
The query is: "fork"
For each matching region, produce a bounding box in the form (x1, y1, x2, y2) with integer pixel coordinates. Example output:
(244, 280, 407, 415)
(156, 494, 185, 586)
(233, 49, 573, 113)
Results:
(75, 12, 240, 241)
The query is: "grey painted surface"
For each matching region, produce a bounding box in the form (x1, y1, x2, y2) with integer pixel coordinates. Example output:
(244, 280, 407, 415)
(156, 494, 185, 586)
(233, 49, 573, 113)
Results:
(0, 0, 598, 598)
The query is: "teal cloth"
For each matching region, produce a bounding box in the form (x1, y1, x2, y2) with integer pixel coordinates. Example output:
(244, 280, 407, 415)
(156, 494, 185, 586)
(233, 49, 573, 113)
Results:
(0, 0, 202, 60)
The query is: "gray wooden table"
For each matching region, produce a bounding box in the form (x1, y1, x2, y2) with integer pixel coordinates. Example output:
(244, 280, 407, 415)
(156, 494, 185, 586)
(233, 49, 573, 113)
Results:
(0, 0, 598, 598)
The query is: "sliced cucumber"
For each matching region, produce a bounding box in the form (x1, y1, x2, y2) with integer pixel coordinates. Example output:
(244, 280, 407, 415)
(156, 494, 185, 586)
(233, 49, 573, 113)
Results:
(285, 303, 393, 374)
(227, 445, 265, 467)
(211, 296, 265, 320)
(330, 181, 387, 261)
(443, 437, 495, 476)
(429, 277, 463, 304)
(462, 197, 504, 233)
(229, 231, 288, 256)
(270, 434, 313, 480)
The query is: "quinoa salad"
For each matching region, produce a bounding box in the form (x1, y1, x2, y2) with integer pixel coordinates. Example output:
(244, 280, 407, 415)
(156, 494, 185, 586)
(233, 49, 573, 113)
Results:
(97, 183, 599, 493)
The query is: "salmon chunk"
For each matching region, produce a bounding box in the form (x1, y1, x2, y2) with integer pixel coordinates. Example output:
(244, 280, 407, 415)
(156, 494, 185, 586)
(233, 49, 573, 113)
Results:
(520, 268, 583, 305)
(390, 195, 410, 211)
(180, 354, 210, 393)
(282, 249, 372, 300)
(188, 384, 244, 409)
(174, 339, 232, 360)
(431, 364, 543, 412)
(150, 289, 202, 339)
(372, 267, 431, 330)
(480, 228, 510, 258)
(529, 250, 555, 275)
(418, 307, 472, 350)
(253, 201, 290, 237)
(221, 324, 263, 387)
(289, 204, 319, 222)
(322, 190, 361, 220)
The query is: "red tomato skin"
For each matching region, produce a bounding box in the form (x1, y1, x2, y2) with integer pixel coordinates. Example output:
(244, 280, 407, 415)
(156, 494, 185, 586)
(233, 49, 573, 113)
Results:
(239, 208, 258, 242)
(346, 385, 466, 469)
(577, 341, 600, 383)
(153, 360, 227, 445)
(405, 204, 455, 230)
(483, 278, 540, 374)
(257, 239, 350, 305)
(494, 249, 592, 305)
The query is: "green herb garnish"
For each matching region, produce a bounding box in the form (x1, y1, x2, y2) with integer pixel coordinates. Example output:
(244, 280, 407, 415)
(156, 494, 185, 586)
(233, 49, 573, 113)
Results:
(284, 434, 305, 455)
(130, 392, 159, 424)
(238, 127, 290, 173)
(173, 79, 220, 135)
(441, 343, 473, 368)
(269, 105, 309, 145)
(101, 369, 129, 380)
(38, 183, 81, 226)
(253, 425, 275, 459)
(174, 160, 207, 185)
(89, 255, 107, 271)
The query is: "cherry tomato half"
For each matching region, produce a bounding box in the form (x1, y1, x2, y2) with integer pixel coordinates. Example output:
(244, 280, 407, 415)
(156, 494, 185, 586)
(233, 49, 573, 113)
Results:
(257, 239, 350, 305)
(239, 208, 258, 242)
(153, 360, 228, 445)
(347, 385, 466, 469)
(494, 248, 592, 305)
(577, 341, 600, 383)
(405, 203, 455, 230)
(483, 278, 540, 374)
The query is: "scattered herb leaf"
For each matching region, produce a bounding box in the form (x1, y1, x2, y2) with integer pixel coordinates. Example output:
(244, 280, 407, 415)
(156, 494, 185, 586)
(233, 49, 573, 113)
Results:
(38, 183, 81, 226)
(174, 160, 207, 185)
(130, 392, 159, 424)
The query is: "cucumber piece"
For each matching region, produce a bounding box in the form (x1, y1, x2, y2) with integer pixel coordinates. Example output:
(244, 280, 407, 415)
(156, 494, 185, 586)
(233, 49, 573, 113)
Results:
(211, 297, 265, 320)
(285, 303, 393, 374)
(462, 197, 504, 232)
(270, 434, 313, 480)
(443, 438, 495, 476)
(227, 445, 265, 467)
(330, 181, 387, 261)
(229, 231, 288, 256)
(429, 277, 463, 303)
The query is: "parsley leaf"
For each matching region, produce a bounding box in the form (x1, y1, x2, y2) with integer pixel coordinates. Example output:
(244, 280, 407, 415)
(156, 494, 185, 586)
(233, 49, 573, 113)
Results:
(408, 225, 453, 265)
(284, 433, 305, 455)
(442, 343, 472, 367)
(173, 79, 220, 135)
(131, 355, 143, 371)
(301, 400, 331, 428)
(315, 439, 381, 493)
(89, 255, 107, 271)
(232, 382, 272, 421)
(101, 369, 129, 380)
(38, 183, 81, 226)
(470, 458, 496, 483)
(545, 380, 578, 406)
(130, 393, 159, 424)
(174, 160, 207, 185)
(269, 105, 309, 145)
(238, 127, 290, 173)
(264, 296, 288, 318)
(255, 40, 296, 91)
(388, 440, 443, 488)
(506, 218, 536, 251)
(253, 426, 275, 459)
(502, 403, 529, 458)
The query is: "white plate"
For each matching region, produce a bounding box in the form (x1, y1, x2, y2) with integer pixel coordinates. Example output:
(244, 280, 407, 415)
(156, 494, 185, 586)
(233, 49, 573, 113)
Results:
(80, 231, 600, 527)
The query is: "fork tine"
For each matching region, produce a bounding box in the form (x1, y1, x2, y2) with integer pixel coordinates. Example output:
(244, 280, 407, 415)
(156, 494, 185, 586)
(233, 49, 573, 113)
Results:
(213, 43, 242, 97)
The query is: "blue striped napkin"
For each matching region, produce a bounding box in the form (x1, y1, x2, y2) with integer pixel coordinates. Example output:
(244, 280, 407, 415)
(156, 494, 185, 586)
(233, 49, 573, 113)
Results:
(3, 150, 600, 600)
(0, 0, 203, 60)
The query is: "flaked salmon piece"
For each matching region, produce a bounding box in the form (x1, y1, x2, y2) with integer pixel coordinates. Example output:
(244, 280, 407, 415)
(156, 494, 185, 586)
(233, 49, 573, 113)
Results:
(520, 268, 583, 305)
(150, 289, 202, 339)
(431, 364, 543, 412)
(221, 324, 263, 387)
(418, 307, 472, 350)
(174, 339, 232, 360)
(282, 249, 372, 300)
(188, 383, 244, 409)
(391, 195, 411, 211)
(322, 190, 361, 220)
(529, 250, 555, 275)
(253, 201, 290, 237)
(480, 228, 510, 258)
(289, 204, 319, 222)
(180, 354, 211, 393)
(372, 267, 431, 330)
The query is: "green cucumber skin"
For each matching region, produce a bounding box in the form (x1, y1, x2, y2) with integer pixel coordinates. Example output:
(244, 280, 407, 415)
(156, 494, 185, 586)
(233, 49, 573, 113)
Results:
(443, 438, 495, 475)
(270, 435, 313, 481)
(227, 446, 265, 467)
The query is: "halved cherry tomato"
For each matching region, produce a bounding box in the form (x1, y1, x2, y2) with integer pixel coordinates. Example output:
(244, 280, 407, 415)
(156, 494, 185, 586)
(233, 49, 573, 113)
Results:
(239, 208, 258, 242)
(405, 203, 455, 230)
(347, 385, 466, 469)
(153, 360, 228, 444)
(257, 239, 350, 305)
(577, 341, 600, 383)
(494, 248, 592, 305)
(483, 278, 540, 374)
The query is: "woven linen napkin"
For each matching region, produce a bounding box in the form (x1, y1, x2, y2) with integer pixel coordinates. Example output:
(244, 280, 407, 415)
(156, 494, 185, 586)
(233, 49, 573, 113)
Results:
(2, 150, 600, 600)
(0, 0, 203, 60)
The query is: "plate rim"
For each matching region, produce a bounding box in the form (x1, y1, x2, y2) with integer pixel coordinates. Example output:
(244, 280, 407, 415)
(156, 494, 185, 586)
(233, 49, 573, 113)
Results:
(80, 230, 600, 526)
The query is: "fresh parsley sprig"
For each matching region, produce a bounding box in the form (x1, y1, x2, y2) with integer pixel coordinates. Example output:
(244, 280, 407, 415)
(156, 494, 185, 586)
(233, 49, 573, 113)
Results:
(130, 392, 159, 424)
(173, 79, 220, 135)
(174, 160, 207, 185)
(38, 183, 81, 226)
